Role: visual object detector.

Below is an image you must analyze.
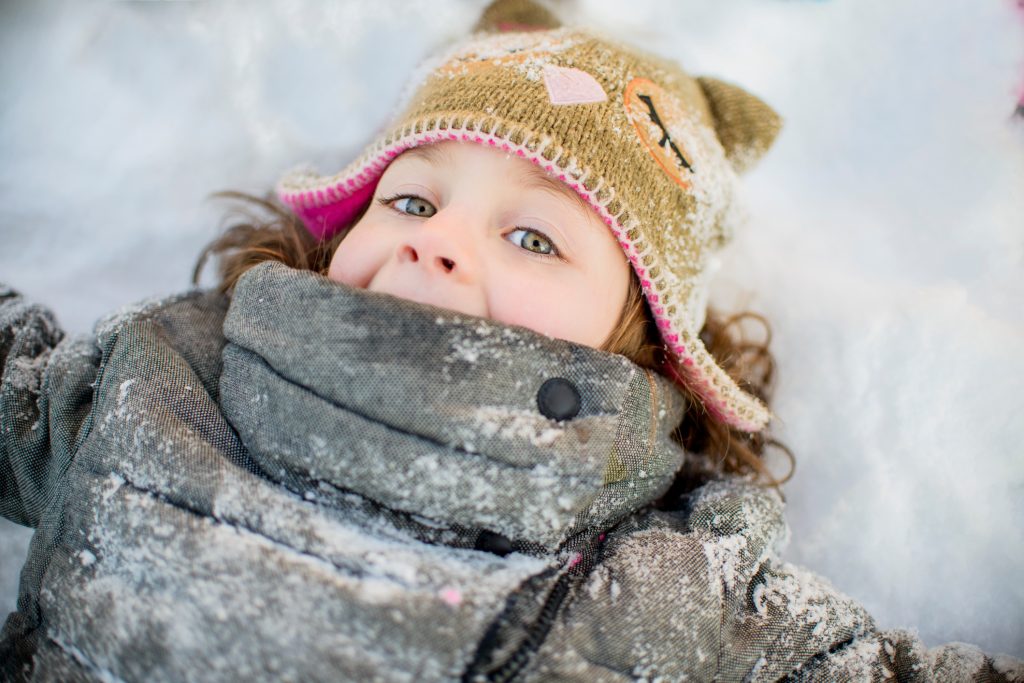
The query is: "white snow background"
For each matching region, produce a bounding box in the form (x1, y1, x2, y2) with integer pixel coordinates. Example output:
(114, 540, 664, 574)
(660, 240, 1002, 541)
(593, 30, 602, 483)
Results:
(1, 0, 1022, 658)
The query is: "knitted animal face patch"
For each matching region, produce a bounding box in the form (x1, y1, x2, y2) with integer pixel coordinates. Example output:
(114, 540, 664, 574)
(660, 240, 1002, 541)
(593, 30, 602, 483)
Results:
(542, 65, 608, 105)
(624, 77, 696, 190)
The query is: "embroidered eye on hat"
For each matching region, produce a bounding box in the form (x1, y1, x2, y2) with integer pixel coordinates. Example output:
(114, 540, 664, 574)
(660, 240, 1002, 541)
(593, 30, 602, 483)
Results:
(276, 0, 783, 433)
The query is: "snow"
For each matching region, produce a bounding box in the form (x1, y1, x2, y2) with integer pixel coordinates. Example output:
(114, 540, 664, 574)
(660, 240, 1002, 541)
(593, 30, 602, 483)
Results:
(469, 405, 564, 447)
(116, 378, 136, 407)
(0, 0, 1021, 659)
(702, 532, 751, 593)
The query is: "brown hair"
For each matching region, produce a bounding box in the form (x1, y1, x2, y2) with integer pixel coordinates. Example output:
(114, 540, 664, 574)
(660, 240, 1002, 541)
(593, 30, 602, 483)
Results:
(196, 191, 794, 503)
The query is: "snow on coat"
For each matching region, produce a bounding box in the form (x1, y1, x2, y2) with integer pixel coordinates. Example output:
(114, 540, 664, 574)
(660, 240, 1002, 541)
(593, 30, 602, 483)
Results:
(1, 264, 1020, 682)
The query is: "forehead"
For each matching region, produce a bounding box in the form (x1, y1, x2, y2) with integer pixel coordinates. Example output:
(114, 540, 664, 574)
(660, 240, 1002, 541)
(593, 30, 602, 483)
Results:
(394, 143, 598, 221)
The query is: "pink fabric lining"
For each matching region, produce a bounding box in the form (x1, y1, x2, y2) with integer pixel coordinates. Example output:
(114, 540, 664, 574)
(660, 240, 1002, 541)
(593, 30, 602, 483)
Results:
(277, 128, 764, 431)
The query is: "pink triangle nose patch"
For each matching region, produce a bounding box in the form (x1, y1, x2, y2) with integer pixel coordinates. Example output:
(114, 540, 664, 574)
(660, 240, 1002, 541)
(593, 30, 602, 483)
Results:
(542, 64, 608, 105)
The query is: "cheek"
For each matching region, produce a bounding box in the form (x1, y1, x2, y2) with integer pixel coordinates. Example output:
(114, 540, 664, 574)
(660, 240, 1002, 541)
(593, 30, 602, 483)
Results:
(487, 270, 623, 348)
(326, 220, 389, 288)
(488, 278, 555, 329)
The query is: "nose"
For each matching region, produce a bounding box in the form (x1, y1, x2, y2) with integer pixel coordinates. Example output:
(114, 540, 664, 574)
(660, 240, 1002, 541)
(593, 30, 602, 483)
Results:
(396, 216, 477, 283)
(397, 245, 457, 274)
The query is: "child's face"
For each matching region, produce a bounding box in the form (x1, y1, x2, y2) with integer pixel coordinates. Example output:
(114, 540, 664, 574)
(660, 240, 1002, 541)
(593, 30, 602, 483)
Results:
(327, 141, 631, 348)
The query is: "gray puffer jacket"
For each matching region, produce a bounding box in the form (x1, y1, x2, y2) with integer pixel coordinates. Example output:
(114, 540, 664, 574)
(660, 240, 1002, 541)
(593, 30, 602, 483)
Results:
(1, 262, 1020, 682)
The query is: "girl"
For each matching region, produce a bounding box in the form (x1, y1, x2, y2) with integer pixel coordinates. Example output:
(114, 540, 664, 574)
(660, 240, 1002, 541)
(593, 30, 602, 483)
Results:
(1, 0, 1020, 680)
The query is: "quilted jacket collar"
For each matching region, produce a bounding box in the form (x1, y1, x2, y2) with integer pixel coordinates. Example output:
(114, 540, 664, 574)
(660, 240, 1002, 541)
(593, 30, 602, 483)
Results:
(219, 262, 687, 551)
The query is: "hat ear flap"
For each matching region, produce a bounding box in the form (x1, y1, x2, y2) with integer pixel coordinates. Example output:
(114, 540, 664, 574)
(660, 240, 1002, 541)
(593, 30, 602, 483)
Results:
(696, 76, 783, 173)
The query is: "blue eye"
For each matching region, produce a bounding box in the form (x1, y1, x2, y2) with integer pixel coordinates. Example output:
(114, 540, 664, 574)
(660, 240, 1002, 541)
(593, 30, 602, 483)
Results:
(382, 194, 437, 217)
(507, 228, 555, 256)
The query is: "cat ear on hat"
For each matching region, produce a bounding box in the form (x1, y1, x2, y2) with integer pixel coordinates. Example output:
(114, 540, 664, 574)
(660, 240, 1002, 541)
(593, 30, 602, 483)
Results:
(473, 0, 563, 33)
(697, 76, 783, 174)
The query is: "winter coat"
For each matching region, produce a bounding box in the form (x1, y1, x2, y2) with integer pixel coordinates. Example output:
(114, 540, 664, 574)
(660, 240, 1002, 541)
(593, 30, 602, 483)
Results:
(1, 261, 1021, 683)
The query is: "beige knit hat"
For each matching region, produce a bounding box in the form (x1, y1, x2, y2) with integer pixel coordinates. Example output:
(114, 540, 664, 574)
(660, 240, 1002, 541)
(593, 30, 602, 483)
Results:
(277, 0, 783, 432)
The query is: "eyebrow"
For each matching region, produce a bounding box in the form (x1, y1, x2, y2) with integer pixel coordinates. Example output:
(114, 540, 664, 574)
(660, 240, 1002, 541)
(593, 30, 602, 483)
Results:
(398, 144, 598, 222)
(518, 166, 597, 221)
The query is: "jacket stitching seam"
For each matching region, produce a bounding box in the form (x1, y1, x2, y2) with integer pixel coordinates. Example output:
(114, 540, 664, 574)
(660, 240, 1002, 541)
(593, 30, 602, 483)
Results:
(641, 368, 658, 466)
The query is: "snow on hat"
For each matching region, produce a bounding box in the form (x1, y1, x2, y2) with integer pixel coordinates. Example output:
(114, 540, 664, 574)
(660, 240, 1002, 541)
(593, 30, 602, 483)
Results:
(276, 0, 783, 432)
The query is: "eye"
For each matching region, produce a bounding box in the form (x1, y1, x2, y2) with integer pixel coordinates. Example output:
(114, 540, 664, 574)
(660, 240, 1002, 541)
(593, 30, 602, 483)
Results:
(379, 194, 437, 217)
(507, 228, 557, 256)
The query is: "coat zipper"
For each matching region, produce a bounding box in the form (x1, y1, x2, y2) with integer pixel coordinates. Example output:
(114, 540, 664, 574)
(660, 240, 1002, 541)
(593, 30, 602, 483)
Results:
(461, 531, 607, 682)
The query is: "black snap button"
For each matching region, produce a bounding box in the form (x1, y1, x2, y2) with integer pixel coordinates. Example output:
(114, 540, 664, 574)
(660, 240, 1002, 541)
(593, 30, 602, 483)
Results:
(536, 377, 581, 422)
(475, 530, 514, 557)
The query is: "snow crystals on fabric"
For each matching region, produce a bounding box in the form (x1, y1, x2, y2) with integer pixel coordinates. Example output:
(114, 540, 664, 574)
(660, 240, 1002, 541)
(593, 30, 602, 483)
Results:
(468, 405, 563, 447)
(702, 532, 749, 593)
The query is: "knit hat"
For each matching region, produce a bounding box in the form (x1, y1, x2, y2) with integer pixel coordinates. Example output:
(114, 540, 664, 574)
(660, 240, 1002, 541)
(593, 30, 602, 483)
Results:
(276, 0, 782, 432)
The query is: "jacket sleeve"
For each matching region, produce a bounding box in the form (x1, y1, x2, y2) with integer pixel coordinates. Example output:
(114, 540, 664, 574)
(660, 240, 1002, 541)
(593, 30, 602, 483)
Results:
(0, 285, 100, 528)
(683, 480, 1024, 683)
